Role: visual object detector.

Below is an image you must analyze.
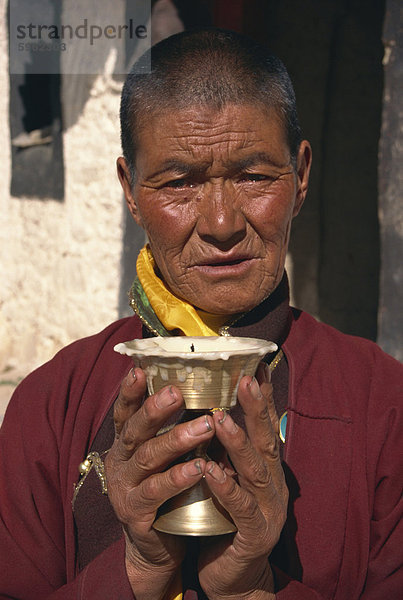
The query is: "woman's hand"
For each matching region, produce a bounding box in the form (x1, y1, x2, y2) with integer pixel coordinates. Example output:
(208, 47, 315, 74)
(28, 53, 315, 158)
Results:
(199, 363, 288, 600)
(105, 367, 215, 600)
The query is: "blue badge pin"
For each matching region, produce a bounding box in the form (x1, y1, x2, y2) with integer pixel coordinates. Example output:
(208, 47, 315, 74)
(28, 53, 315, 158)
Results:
(279, 411, 287, 443)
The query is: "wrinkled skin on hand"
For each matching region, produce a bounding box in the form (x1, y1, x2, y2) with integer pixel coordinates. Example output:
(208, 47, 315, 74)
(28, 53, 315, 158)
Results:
(199, 362, 288, 599)
(105, 368, 214, 599)
(105, 363, 288, 600)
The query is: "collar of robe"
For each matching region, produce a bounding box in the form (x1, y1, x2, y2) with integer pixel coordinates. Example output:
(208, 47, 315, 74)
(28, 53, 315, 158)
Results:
(130, 244, 291, 343)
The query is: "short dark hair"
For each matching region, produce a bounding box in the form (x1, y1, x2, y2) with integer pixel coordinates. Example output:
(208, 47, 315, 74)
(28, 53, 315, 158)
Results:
(120, 29, 302, 182)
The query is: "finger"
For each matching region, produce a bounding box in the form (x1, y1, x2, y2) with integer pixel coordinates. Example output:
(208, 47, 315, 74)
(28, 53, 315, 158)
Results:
(238, 377, 286, 494)
(205, 460, 285, 554)
(124, 459, 206, 532)
(116, 384, 186, 461)
(123, 413, 215, 482)
(240, 378, 289, 506)
(204, 462, 274, 548)
(212, 410, 274, 494)
(237, 376, 279, 460)
(255, 361, 270, 385)
(113, 368, 147, 437)
(255, 362, 279, 434)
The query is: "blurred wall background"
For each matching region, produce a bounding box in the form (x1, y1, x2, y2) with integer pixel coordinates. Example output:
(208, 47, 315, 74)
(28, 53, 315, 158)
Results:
(1, 0, 401, 420)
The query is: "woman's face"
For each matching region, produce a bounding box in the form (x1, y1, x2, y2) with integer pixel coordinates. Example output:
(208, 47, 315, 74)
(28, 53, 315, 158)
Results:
(118, 103, 311, 315)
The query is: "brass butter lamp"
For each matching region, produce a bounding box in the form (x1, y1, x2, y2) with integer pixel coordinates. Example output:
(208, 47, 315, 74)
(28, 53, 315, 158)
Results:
(114, 336, 276, 536)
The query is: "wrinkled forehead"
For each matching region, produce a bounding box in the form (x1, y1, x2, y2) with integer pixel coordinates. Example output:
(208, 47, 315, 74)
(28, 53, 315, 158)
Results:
(134, 103, 291, 171)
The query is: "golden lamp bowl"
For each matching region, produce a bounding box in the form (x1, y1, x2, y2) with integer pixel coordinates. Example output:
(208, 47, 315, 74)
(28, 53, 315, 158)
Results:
(114, 336, 277, 410)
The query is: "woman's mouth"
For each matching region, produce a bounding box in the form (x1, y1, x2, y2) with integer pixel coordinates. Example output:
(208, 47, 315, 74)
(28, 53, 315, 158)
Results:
(193, 257, 256, 276)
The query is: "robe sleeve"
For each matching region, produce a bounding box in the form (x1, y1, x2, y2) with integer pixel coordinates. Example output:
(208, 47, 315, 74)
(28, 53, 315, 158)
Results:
(44, 539, 135, 599)
(273, 347, 403, 599)
(0, 376, 134, 599)
(358, 349, 403, 599)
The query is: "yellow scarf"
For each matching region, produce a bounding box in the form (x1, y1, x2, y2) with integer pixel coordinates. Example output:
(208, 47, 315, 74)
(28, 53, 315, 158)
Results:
(136, 245, 230, 336)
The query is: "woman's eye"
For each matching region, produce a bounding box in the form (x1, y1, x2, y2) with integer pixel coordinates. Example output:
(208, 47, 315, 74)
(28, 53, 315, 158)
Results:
(241, 173, 272, 182)
(165, 179, 194, 189)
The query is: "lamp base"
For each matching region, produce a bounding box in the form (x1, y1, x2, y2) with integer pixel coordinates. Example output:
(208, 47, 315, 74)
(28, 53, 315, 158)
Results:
(153, 478, 237, 536)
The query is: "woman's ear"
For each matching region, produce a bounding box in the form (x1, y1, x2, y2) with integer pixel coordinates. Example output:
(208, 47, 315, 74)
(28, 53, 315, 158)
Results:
(117, 156, 142, 226)
(293, 140, 312, 217)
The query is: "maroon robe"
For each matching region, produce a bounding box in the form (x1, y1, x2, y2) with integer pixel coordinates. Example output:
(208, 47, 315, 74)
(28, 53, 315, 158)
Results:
(0, 309, 402, 599)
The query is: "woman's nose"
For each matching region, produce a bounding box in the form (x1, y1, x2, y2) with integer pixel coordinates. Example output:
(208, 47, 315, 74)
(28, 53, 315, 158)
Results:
(196, 181, 246, 248)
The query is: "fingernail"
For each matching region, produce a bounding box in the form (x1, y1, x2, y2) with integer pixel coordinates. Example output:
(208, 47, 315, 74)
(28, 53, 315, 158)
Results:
(218, 409, 227, 424)
(183, 460, 202, 477)
(217, 412, 238, 434)
(188, 415, 213, 436)
(207, 461, 226, 482)
(127, 368, 137, 386)
(156, 386, 177, 408)
(248, 376, 262, 400)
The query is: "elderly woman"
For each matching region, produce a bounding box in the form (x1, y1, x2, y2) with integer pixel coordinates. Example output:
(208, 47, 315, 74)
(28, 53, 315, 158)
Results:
(0, 30, 401, 600)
